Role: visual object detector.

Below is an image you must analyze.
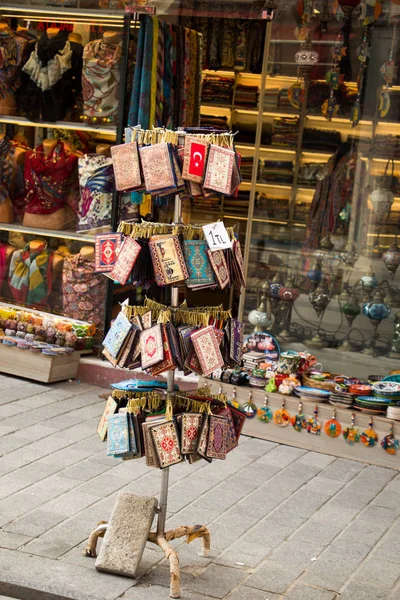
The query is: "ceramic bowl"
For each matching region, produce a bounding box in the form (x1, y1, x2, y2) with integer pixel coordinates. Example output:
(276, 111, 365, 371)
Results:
(349, 384, 373, 395)
(372, 382, 400, 396)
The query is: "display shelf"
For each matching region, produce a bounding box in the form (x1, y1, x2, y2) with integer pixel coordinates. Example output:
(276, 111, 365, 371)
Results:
(0, 343, 81, 383)
(0, 223, 97, 243)
(0, 115, 117, 136)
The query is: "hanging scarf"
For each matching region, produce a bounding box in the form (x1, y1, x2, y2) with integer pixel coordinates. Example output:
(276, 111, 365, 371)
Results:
(62, 255, 106, 329)
(82, 39, 122, 123)
(0, 27, 27, 99)
(9, 242, 53, 305)
(0, 243, 8, 293)
(128, 16, 146, 126)
(163, 23, 173, 128)
(150, 18, 159, 127)
(0, 137, 15, 205)
(77, 154, 114, 230)
(138, 17, 154, 130)
(155, 20, 165, 127)
(23, 142, 78, 215)
(303, 149, 364, 250)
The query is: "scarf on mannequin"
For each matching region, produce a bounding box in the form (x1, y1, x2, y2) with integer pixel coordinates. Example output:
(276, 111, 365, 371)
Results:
(9, 242, 53, 305)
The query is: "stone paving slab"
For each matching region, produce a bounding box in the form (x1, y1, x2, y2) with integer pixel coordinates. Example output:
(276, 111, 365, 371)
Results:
(0, 374, 399, 600)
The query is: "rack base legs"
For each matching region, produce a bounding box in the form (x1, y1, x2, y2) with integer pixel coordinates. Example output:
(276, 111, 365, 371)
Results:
(84, 522, 210, 599)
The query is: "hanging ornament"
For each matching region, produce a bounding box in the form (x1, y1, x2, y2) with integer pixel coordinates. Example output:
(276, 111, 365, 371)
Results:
(273, 398, 291, 427)
(343, 412, 361, 445)
(229, 387, 241, 410)
(378, 91, 391, 118)
(288, 81, 305, 109)
(381, 422, 399, 455)
(307, 405, 322, 435)
(257, 395, 273, 423)
(295, 34, 319, 78)
(291, 401, 307, 432)
(352, 28, 369, 127)
(381, 60, 398, 87)
(378, 23, 398, 118)
(360, 417, 379, 447)
(323, 33, 345, 120)
(322, 93, 340, 120)
(324, 408, 342, 438)
(242, 391, 257, 419)
(383, 240, 400, 277)
(359, 0, 382, 26)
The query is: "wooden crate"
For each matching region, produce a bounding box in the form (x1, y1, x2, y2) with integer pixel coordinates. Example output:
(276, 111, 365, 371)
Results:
(0, 344, 80, 383)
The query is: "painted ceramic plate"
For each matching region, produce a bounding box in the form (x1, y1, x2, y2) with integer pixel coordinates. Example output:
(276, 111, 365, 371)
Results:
(242, 332, 280, 359)
(294, 386, 331, 397)
(354, 406, 386, 415)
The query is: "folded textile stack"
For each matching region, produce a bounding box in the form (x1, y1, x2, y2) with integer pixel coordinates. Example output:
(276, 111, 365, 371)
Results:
(241, 156, 259, 181)
(297, 162, 325, 187)
(294, 202, 309, 223)
(200, 114, 229, 130)
(235, 84, 259, 109)
(373, 135, 400, 159)
(202, 74, 234, 106)
(272, 117, 299, 149)
(302, 128, 341, 153)
(277, 88, 293, 111)
(263, 87, 279, 111)
(224, 190, 251, 216)
(255, 194, 289, 220)
(234, 120, 272, 146)
(191, 195, 222, 213)
(261, 160, 293, 184)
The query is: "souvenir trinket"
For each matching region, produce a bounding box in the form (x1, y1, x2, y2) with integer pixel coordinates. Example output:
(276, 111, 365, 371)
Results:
(361, 417, 378, 447)
(242, 391, 257, 419)
(307, 405, 322, 435)
(324, 408, 342, 438)
(257, 395, 273, 423)
(273, 398, 291, 427)
(291, 401, 307, 432)
(381, 422, 399, 455)
(343, 412, 361, 445)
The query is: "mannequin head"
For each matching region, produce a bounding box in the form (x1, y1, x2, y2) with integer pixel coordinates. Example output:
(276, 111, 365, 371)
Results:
(102, 31, 122, 46)
(96, 143, 111, 157)
(47, 27, 60, 39)
(80, 246, 95, 261)
(68, 32, 82, 45)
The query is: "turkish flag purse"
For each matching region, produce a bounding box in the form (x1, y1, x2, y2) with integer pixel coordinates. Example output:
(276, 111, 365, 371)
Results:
(182, 136, 208, 183)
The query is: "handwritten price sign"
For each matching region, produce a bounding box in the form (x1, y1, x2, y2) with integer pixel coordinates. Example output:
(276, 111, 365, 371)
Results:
(202, 222, 232, 251)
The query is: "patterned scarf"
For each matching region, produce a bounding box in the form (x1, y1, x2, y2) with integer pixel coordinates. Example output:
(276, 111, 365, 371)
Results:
(9, 242, 53, 305)
(0, 27, 27, 99)
(0, 137, 15, 205)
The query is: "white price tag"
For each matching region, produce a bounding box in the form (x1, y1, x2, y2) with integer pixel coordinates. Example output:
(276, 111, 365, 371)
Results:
(202, 222, 232, 251)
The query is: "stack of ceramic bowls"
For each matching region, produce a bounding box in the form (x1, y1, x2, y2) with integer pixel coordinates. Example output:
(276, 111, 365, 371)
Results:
(353, 395, 391, 414)
(387, 405, 400, 420)
(372, 381, 400, 403)
(293, 386, 331, 402)
(329, 388, 354, 409)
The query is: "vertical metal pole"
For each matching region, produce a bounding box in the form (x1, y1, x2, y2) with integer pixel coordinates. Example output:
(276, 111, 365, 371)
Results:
(238, 19, 273, 321)
(157, 192, 181, 537)
(104, 12, 137, 334)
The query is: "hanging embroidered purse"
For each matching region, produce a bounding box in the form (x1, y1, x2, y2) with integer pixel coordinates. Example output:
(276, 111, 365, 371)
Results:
(110, 142, 142, 191)
(203, 144, 236, 195)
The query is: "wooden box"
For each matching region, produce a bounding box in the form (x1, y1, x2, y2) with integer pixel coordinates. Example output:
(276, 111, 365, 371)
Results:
(0, 344, 80, 383)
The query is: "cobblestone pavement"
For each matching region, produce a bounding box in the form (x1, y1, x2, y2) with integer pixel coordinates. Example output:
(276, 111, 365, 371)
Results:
(0, 375, 399, 600)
